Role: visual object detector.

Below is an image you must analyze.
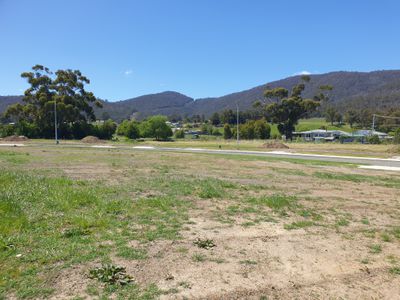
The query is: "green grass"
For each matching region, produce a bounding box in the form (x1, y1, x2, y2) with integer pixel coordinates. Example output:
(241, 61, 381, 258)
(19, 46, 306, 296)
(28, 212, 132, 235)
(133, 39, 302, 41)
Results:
(245, 194, 297, 210)
(0, 151, 31, 164)
(0, 170, 191, 299)
(284, 220, 314, 230)
(295, 118, 353, 133)
(313, 171, 400, 189)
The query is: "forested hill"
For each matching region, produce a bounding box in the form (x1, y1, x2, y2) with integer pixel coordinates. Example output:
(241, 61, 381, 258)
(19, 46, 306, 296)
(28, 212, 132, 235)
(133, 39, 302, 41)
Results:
(2, 70, 400, 121)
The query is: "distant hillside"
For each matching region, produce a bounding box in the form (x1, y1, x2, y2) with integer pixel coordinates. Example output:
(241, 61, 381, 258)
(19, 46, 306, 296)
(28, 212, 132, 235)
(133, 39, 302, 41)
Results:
(187, 70, 400, 116)
(95, 91, 194, 121)
(0, 96, 23, 114)
(1, 70, 400, 121)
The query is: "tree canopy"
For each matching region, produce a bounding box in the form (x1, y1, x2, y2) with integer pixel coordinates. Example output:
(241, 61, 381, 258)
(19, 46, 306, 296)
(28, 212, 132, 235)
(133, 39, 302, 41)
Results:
(260, 76, 332, 139)
(4, 65, 102, 138)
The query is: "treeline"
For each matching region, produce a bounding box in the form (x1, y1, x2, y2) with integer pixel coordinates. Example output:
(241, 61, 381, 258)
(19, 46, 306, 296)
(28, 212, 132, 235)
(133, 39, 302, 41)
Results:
(168, 109, 265, 126)
(223, 119, 271, 140)
(0, 120, 116, 140)
(116, 115, 173, 140)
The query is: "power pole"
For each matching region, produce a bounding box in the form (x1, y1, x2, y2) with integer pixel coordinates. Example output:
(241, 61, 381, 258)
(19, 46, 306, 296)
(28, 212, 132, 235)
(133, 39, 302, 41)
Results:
(236, 103, 239, 149)
(372, 114, 375, 132)
(54, 99, 58, 144)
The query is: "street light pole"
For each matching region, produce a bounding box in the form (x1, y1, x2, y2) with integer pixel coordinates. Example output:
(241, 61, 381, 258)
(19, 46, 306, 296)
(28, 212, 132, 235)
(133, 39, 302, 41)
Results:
(54, 99, 58, 144)
(236, 103, 239, 149)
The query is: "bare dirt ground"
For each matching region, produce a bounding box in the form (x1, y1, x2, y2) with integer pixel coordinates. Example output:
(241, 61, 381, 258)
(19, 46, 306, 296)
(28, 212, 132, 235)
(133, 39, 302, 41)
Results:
(1, 146, 399, 299)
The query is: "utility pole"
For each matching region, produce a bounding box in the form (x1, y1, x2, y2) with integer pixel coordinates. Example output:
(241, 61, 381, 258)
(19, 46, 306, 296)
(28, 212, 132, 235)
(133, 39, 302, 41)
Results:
(54, 99, 58, 144)
(236, 103, 239, 149)
(372, 114, 376, 132)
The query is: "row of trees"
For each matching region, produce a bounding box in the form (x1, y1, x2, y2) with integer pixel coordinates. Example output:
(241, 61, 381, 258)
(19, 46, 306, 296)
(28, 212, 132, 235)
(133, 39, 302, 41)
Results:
(116, 115, 173, 140)
(0, 118, 117, 140)
(223, 119, 271, 140)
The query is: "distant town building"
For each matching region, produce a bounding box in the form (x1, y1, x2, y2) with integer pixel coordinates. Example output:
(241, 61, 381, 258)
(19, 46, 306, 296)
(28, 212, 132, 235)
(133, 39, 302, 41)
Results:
(293, 129, 390, 143)
(293, 129, 350, 142)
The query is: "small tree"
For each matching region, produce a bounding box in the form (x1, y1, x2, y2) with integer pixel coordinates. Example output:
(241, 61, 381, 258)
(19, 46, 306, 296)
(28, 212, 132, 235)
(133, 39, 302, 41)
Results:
(5, 65, 102, 139)
(393, 128, 400, 144)
(116, 120, 130, 136)
(358, 109, 372, 129)
(212, 128, 221, 136)
(223, 124, 232, 139)
(140, 115, 172, 140)
(367, 135, 381, 144)
(174, 129, 185, 139)
(254, 119, 271, 139)
(94, 119, 117, 140)
(325, 106, 338, 125)
(260, 76, 325, 140)
(125, 121, 140, 139)
(344, 110, 359, 128)
(240, 121, 255, 139)
(210, 112, 221, 126)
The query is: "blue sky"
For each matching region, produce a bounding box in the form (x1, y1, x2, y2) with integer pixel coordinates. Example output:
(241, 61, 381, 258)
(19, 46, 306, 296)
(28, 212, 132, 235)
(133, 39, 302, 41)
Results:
(1, 0, 399, 101)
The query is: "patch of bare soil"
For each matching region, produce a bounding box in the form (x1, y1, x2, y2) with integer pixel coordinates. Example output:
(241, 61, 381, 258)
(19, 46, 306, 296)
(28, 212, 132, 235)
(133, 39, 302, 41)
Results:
(0, 135, 29, 142)
(261, 141, 289, 149)
(81, 136, 102, 143)
(49, 265, 93, 300)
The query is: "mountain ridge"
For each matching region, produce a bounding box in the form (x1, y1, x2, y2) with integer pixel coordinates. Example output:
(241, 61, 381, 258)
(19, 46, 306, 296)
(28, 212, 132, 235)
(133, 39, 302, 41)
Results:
(1, 70, 400, 121)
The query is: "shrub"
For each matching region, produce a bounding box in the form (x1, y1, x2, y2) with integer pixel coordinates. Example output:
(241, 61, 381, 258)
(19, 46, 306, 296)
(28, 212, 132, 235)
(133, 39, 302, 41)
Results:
(394, 128, 400, 144)
(116, 120, 130, 136)
(125, 121, 140, 139)
(15, 121, 39, 138)
(194, 238, 216, 249)
(367, 135, 381, 144)
(223, 124, 232, 139)
(93, 120, 117, 140)
(116, 120, 140, 139)
(212, 128, 221, 136)
(174, 129, 185, 139)
(140, 115, 173, 140)
(254, 119, 271, 139)
(89, 264, 133, 285)
(0, 124, 16, 138)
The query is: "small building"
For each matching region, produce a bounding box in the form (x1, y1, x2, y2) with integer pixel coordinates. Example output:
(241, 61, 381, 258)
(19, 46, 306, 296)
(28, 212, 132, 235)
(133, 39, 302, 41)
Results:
(352, 130, 389, 140)
(293, 129, 350, 142)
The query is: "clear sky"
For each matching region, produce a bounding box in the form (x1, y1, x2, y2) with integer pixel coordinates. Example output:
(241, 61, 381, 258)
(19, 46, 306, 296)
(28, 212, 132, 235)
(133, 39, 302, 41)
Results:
(1, 0, 399, 101)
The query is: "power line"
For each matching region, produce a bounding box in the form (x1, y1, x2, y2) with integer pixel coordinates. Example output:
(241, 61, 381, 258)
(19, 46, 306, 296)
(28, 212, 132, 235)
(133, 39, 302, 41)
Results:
(373, 114, 400, 120)
(372, 113, 400, 130)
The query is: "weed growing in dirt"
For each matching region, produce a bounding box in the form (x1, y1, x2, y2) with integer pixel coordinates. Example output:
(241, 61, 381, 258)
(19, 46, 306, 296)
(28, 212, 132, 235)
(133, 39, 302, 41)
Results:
(89, 264, 133, 285)
(381, 233, 392, 243)
(369, 244, 382, 254)
(192, 253, 206, 262)
(240, 260, 257, 265)
(284, 220, 314, 230)
(361, 218, 370, 225)
(389, 267, 400, 275)
(336, 218, 350, 227)
(194, 238, 216, 249)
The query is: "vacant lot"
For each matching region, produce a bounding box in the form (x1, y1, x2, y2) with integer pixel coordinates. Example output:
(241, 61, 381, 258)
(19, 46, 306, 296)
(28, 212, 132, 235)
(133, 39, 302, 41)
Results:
(1, 146, 399, 299)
